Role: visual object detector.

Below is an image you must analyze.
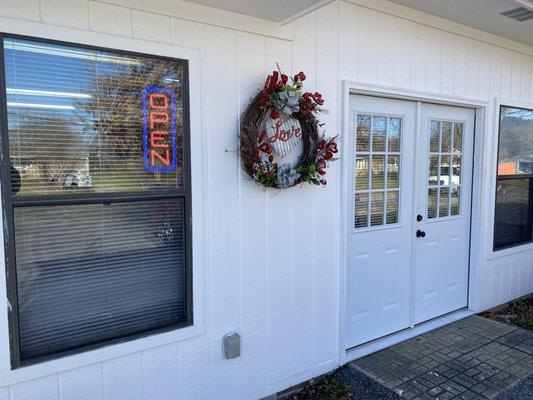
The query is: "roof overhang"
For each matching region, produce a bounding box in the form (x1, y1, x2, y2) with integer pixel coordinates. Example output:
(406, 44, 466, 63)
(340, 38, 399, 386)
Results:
(181, 0, 331, 24)
(385, 0, 533, 47)
(183, 0, 533, 48)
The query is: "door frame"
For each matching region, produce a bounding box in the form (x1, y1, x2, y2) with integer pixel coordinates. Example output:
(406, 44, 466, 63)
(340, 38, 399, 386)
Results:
(339, 81, 489, 365)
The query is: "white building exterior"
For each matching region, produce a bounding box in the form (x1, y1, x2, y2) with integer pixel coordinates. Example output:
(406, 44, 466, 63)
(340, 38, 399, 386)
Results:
(0, 0, 531, 399)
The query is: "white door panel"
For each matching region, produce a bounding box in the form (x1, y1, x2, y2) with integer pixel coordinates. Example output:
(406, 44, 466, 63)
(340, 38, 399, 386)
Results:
(413, 104, 474, 324)
(346, 95, 416, 349)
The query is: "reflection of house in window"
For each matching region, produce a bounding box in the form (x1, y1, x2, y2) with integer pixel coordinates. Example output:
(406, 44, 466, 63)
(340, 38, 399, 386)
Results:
(497, 155, 533, 175)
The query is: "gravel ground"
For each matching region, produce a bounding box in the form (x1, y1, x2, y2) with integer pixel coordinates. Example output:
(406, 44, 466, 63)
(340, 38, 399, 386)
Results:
(495, 375, 533, 400)
(337, 366, 402, 400)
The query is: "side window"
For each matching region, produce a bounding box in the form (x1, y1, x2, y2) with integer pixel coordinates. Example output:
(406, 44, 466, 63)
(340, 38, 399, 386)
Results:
(494, 105, 533, 250)
(0, 37, 192, 366)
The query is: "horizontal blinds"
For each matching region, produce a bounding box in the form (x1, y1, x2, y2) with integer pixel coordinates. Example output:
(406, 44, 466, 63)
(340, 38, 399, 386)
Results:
(494, 178, 531, 249)
(14, 198, 187, 360)
(4, 38, 185, 197)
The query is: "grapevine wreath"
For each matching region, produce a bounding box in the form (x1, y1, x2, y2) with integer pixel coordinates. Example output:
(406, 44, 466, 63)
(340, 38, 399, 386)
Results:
(240, 68, 338, 189)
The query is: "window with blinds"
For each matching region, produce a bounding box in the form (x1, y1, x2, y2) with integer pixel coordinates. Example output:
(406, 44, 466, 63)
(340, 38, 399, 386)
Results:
(0, 36, 191, 366)
(494, 105, 533, 250)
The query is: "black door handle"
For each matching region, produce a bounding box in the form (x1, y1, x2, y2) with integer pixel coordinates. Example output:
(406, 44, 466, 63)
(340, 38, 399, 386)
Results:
(416, 230, 426, 238)
(417, 214, 423, 222)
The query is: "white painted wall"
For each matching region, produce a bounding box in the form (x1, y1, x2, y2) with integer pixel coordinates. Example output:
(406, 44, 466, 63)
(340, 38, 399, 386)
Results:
(0, 0, 530, 399)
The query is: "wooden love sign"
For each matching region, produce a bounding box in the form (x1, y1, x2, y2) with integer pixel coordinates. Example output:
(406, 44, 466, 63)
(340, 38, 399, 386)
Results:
(264, 116, 302, 159)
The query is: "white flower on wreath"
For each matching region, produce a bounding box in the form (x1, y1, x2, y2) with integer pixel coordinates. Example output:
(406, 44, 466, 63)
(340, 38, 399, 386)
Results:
(277, 91, 300, 116)
(277, 163, 300, 188)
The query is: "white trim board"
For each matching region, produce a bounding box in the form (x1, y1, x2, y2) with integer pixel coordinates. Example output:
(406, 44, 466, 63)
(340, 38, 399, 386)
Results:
(338, 81, 489, 365)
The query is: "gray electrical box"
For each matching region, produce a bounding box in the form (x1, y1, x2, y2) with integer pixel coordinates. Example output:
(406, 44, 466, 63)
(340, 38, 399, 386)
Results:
(223, 332, 241, 359)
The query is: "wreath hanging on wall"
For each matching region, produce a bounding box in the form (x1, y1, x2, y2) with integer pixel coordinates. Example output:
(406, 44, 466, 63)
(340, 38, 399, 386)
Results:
(240, 68, 338, 189)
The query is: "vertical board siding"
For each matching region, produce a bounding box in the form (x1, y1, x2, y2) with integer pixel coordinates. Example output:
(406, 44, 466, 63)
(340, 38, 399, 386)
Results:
(0, 0, 532, 399)
(357, 8, 379, 84)
(102, 354, 142, 400)
(141, 345, 179, 400)
(10, 375, 58, 400)
(237, 31, 268, 400)
(264, 37, 295, 387)
(204, 24, 241, 400)
(290, 10, 318, 379)
(177, 337, 211, 400)
(314, 1, 340, 369)
(58, 364, 102, 400)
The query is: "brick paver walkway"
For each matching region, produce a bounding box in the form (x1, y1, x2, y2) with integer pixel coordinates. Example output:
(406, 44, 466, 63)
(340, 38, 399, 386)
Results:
(348, 316, 532, 399)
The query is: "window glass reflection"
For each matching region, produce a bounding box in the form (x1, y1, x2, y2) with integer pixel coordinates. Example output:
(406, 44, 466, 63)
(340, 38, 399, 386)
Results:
(497, 107, 533, 176)
(5, 38, 185, 196)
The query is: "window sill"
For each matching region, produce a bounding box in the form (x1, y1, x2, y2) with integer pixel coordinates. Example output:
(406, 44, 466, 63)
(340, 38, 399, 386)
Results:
(486, 241, 533, 260)
(0, 323, 204, 387)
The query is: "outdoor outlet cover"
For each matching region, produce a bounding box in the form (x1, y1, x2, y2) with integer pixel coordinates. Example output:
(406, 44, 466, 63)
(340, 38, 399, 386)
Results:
(223, 332, 241, 359)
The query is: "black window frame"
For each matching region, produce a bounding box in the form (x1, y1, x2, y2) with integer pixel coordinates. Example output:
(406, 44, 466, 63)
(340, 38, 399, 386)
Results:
(493, 104, 533, 251)
(0, 33, 193, 368)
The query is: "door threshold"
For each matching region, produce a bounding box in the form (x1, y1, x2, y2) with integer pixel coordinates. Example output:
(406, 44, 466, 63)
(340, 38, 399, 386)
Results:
(344, 308, 474, 364)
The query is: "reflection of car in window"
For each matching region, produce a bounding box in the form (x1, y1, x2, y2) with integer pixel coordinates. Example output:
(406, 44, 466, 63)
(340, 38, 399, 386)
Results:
(429, 166, 460, 189)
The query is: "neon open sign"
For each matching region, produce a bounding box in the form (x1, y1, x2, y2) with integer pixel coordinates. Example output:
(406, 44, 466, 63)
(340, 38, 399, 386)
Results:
(142, 86, 177, 172)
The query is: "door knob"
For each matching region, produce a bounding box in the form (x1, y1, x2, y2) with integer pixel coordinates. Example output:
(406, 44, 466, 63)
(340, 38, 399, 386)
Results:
(417, 214, 423, 222)
(416, 230, 426, 238)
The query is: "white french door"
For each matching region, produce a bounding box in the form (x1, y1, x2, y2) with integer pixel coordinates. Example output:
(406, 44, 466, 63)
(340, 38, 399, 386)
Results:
(413, 104, 475, 324)
(346, 95, 475, 350)
(346, 95, 416, 348)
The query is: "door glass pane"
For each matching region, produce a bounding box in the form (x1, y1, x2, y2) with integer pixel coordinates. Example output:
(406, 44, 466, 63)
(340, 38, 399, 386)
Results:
(356, 114, 370, 151)
(430, 120, 440, 152)
(428, 155, 439, 186)
(370, 192, 384, 226)
(440, 155, 451, 186)
(427, 119, 464, 219)
(355, 156, 369, 190)
(355, 192, 369, 228)
(371, 155, 385, 189)
(372, 116, 386, 151)
(441, 122, 452, 153)
(386, 191, 399, 224)
(453, 123, 463, 153)
(439, 187, 450, 217)
(387, 117, 401, 152)
(428, 188, 437, 219)
(387, 155, 400, 188)
(354, 113, 402, 229)
(451, 187, 460, 216)
(452, 155, 461, 185)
